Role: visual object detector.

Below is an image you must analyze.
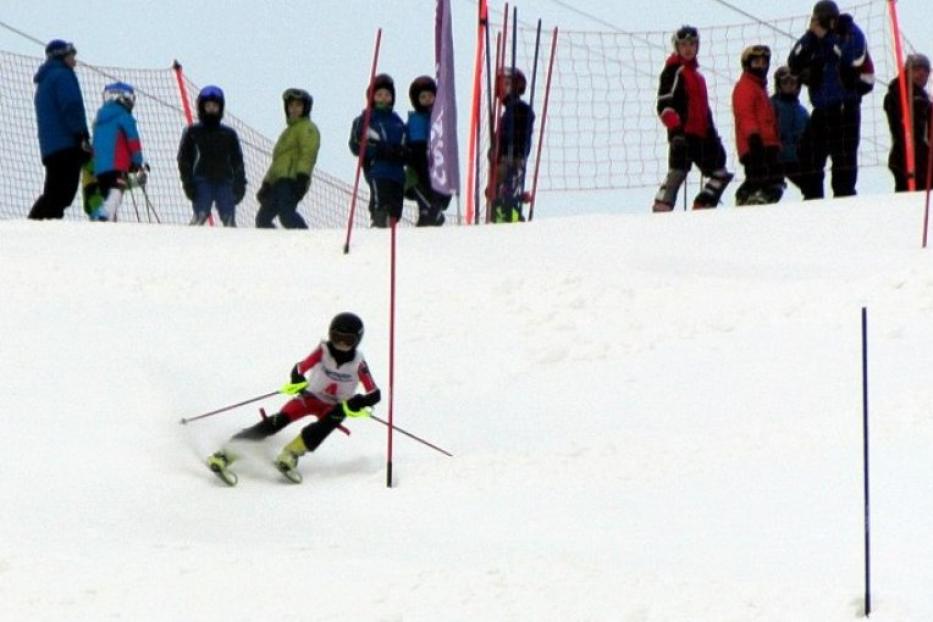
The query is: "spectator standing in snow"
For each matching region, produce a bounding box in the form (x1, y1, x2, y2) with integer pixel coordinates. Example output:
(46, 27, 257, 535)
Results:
(405, 75, 451, 226)
(883, 53, 932, 192)
(770, 66, 811, 196)
(788, 0, 874, 199)
(732, 45, 784, 206)
(255, 88, 319, 229)
(489, 67, 535, 223)
(177, 85, 246, 226)
(29, 39, 91, 220)
(91, 82, 147, 222)
(349, 74, 408, 228)
(653, 26, 733, 212)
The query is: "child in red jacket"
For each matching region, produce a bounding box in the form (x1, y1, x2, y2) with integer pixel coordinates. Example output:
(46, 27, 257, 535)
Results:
(653, 26, 733, 212)
(732, 45, 785, 205)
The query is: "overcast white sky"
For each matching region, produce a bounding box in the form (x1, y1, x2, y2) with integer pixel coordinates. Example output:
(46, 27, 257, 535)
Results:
(3, 0, 930, 201)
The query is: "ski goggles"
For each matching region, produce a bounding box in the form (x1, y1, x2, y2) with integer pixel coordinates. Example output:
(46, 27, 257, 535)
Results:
(329, 330, 360, 351)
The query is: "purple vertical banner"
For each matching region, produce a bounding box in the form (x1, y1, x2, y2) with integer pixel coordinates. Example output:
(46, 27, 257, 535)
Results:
(430, 0, 460, 195)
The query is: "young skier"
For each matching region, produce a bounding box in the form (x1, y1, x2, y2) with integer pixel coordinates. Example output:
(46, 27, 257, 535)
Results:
(349, 73, 408, 228)
(91, 82, 147, 221)
(490, 67, 535, 223)
(177, 85, 247, 226)
(207, 312, 381, 485)
(405, 75, 451, 226)
(653, 25, 733, 211)
(732, 45, 784, 205)
(770, 66, 811, 196)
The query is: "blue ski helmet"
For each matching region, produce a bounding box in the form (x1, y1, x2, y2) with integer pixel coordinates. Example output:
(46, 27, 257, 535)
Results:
(103, 82, 136, 110)
(45, 39, 76, 60)
(197, 85, 225, 121)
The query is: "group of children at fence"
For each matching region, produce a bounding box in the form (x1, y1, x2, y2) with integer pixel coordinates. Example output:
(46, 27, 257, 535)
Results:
(31, 36, 536, 227)
(654, 0, 930, 211)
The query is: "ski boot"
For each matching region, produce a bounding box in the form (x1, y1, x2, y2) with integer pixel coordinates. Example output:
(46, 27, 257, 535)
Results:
(207, 450, 238, 486)
(274, 436, 307, 483)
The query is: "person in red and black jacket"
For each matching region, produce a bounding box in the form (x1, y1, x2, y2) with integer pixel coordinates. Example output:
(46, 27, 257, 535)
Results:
(883, 53, 931, 192)
(653, 25, 733, 212)
(732, 45, 785, 206)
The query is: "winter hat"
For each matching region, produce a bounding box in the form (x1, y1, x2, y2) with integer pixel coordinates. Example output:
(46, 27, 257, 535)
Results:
(197, 85, 225, 122)
(368, 74, 396, 106)
(906, 53, 931, 73)
(741, 45, 771, 76)
(495, 67, 527, 99)
(45, 39, 76, 60)
(409, 75, 437, 112)
(672, 25, 699, 52)
(812, 1, 840, 28)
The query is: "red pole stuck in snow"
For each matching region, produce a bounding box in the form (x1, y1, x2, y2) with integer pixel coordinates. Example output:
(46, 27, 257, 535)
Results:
(344, 29, 383, 254)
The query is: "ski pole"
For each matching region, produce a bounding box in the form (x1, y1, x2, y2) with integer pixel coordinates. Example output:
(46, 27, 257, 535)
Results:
(127, 185, 142, 222)
(179, 390, 280, 425)
(140, 180, 161, 223)
(368, 413, 453, 457)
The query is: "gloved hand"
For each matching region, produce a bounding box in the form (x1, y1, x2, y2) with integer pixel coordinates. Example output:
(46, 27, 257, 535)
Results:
(77, 133, 93, 162)
(345, 389, 381, 412)
(747, 133, 764, 156)
(182, 181, 195, 201)
(660, 109, 681, 131)
(293, 173, 310, 201)
(280, 380, 309, 395)
(341, 400, 371, 418)
(290, 365, 305, 385)
(256, 182, 271, 204)
(133, 162, 150, 187)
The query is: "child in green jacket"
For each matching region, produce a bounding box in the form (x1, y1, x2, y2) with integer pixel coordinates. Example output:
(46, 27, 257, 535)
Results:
(255, 88, 320, 228)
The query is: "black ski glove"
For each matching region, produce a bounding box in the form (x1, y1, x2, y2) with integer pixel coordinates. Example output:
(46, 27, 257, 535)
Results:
(294, 174, 311, 201)
(233, 179, 246, 205)
(345, 389, 382, 412)
(182, 181, 195, 201)
(747, 133, 764, 156)
(256, 182, 271, 204)
(290, 365, 305, 385)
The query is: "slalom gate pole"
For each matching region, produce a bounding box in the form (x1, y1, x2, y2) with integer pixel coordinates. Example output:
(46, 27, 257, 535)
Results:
(344, 28, 383, 255)
(887, 0, 915, 191)
(861, 306, 871, 617)
(179, 390, 280, 425)
(466, 0, 486, 225)
(127, 185, 142, 222)
(387, 219, 397, 487)
(922, 105, 933, 248)
(520, 18, 543, 218)
(370, 413, 453, 457)
(528, 27, 557, 222)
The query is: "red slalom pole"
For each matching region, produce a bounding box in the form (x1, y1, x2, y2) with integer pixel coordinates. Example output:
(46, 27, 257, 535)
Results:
(387, 219, 397, 486)
(344, 29, 383, 254)
(887, 0, 915, 191)
(922, 105, 933, 248)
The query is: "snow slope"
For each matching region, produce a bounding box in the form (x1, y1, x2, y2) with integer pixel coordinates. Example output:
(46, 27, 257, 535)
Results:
(1, 194, 932, 621)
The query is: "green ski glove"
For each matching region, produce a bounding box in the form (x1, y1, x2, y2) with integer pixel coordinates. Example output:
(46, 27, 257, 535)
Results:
(280, 381, 309, 395)
(341, 401, 372, 418)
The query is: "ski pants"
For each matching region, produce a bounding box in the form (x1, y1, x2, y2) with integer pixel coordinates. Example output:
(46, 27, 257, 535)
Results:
(29, 147, 85, 220)
(255, 178, 307, 229)
(192, 178, 237, 226)
(367, 177, 404, 228)
(796, 102, 861, 199)
(232, 393, 346, 452)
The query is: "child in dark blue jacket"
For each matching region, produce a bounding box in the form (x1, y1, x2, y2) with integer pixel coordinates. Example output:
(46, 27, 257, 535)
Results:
(349, 74, 408, 228)
(490, 67, 535, 223)
(406, 76, 451, 226)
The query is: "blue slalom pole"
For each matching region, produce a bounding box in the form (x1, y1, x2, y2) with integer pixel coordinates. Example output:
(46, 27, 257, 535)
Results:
(861, 306, 871, 617)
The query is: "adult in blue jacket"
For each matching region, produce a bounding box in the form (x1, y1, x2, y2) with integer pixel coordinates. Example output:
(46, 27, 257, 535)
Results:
(788, 1, 874, 199)
(29, 40, 91, 220)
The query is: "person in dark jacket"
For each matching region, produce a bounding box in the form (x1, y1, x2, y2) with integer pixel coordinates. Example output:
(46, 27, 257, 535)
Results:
(788, 0, 874, 199)
(732, 45, 784, 206)
(29, 39, 91, 220)
(653, 26, 733, 212)
(883, 53, 932, 192)
(770, 66, 810, 196)
(177, 85, 246, 226)
(489, 67, 535, 223)
(405, 76, 451, 226)
(349, 74, 408, 228)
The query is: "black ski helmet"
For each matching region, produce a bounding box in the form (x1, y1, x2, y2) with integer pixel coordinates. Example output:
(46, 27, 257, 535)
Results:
(282, 88, 313, 118)
(329, 312, 364, 350)
(672, 25, 699, 51)
(495, 67, 527, 99)
(812, 1, 840, 28)
(409, 75, 437, 112)
(196, 85, 225, 122)
(740, 45, 771, 72)
(368, 74, 396, 106)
